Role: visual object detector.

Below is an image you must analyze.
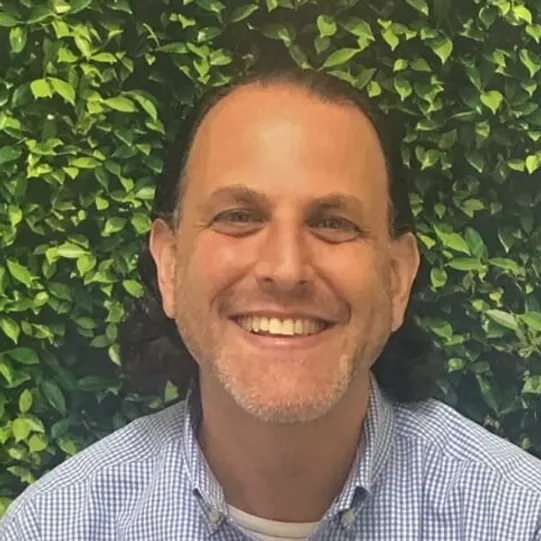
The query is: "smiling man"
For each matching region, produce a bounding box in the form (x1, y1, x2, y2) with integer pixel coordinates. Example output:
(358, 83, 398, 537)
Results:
(2, 66, 541, 541)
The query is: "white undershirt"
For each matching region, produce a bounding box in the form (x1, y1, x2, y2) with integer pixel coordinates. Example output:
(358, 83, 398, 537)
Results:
(228, 505, 320, 541)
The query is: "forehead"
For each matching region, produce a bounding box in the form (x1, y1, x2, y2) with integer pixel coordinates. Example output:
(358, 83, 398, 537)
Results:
(184, 82, 388, 208)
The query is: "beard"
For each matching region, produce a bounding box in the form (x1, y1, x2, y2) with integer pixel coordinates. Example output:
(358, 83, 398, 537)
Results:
(173, 288, 392, 425)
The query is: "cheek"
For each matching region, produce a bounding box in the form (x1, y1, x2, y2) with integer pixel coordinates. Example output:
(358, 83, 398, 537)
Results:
(183, 234, 253, 298)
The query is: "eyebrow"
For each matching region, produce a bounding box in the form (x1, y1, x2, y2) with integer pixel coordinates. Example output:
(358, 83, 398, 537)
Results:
(201, 185, 367, 218)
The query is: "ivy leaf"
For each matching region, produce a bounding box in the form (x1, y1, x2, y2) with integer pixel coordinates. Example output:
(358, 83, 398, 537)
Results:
(341, 17, 374, 40)
(260, 23, 295, 45)
(7, 348, 39, 365)
(322, 48, 359, 68)
(317, 15, 337, 37)
(19, 390, 33, 414)
(41, 381, 67, 415)
(486, 309, 518, 331)
(480, 90, 503, 114)
(428, 35, 453, 64)
(9, 26, 27, 54)
(57, 242, 88, 259)
(30, 79, 53, 99)
(50, 78, 75, 105)
(130, 93, 158, 121)
(0, 13, 20, 27)
(521, 312, 541, 332)
(406, 0, 429, 15)
(525, 155, 541, 174)
(523, 376, 541, 395)
(104, 96, 137, 113)
(519, 49, 540, 77)
(230, 4, 258, 23)
(12, 418, 31, 443)
(7, 259, 33, 287)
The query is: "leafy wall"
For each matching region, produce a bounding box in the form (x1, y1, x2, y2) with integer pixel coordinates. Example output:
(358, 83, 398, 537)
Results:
(1, 0, 540, 514)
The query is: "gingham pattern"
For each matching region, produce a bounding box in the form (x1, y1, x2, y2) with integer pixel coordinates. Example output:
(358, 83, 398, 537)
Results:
(2, 374, 541, 540)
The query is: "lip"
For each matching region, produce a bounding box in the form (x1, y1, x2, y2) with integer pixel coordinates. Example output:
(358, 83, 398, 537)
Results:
(230, 317, 336, 350)
(229, 310, 335, 325)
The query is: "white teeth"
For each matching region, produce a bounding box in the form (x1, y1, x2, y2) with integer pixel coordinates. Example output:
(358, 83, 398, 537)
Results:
(237, 316, 325, 336)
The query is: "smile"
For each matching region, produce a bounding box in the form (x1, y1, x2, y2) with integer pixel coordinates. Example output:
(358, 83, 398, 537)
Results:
(234, 316, 329, 337)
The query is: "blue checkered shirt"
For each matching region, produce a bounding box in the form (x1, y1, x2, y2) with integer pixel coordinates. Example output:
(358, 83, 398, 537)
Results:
(2, 375, 541, 540)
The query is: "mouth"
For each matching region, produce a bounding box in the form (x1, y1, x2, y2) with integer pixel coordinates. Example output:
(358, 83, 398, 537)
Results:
(231, 315, 332, 338)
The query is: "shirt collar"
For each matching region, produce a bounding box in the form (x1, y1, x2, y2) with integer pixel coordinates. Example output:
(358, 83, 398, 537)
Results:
(182, 371, 396, 517)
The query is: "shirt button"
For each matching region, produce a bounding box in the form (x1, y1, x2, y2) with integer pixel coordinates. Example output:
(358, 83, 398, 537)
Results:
(209, 508, 221, 525)
(341, 508, 356, 526)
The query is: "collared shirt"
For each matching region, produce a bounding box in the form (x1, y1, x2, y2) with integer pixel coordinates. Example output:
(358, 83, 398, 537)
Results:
(2, 374, 541, 540)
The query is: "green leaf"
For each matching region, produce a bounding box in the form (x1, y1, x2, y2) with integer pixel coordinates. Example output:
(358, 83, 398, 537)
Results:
(394, 76, 412, 101)
(465, 227, 486, 258)
(525, 155, 540, 174)
(410, 57, 431, 72)
(12, 418, 31, 443)
(341, 17, 374, 40)
(122, 280, 143, 297)
(69, 0, 93, 14)
(260, 23, 295, 45)
(523, 376, 541, 395)
(9, 26, 27, 54)
(230, 4, 258, 22)
(406, 0, 429, 15)
(57, 242, 88, 259)
(519, 49, 540, 78)
(486, 309, 518, 331)
(430, 267, 447, 289)
(7, 259, 33, 287)
(317, 15, 337, 37)
(7, 348, 39, 365)
(526, 24, 541, 43)
(0, 146, 23, 164)
(76, 254, 97, 275)
(71, 156, 100, 168)
(30, 79, 53, 99)
(50, 78, 75, 105)
(513, 5, 532, 24)
(103, 217, 127, 235)
(447, 258, 485, 271)
(266, 0, 278, 10)
(382, 28, 399, 51)
(28, 434, 48, 453)
(130, 93, 158, 121)
(428, 35, 453, 64)
(521, 312, 541, 332)
(104, 96, 137, 113)
(288, 45, 309, 69)
(164, 380, 179, 402)
(0, 13, 20, 27)
(41, 381, 67, 415)
(480, 90, 503, 114)
(322, 48, 359, 68)
(19, 390, 33, 414)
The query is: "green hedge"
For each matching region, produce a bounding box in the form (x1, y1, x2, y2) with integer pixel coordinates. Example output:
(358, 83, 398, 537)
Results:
(1, 0, 540, 515)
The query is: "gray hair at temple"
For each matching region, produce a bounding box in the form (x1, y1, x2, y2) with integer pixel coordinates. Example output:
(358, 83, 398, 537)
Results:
(118, 65, 443, 402)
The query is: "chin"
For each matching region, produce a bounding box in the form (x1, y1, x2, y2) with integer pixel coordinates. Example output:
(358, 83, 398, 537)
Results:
(222, 375, 351, 424)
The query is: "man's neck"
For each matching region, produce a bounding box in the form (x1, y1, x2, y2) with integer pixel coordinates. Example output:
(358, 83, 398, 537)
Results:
(197, 373, 370, 523)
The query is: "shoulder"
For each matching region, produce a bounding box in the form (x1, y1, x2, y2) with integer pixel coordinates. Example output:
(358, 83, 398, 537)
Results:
(393, 398, 541, 496)
(1, 400, 188, 529)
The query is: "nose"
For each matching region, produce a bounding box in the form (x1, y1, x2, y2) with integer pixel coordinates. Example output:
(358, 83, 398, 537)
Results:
(253, 220, 313, 295)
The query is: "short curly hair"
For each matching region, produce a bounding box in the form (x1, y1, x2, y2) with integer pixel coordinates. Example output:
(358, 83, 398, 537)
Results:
(118, 64, 443, 403)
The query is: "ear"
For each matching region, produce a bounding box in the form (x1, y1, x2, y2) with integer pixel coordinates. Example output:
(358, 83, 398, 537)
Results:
(388, 232, 420, 332)
(148, 219, 177, 319)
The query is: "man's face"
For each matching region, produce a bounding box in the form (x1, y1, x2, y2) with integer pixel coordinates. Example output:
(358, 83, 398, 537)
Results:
(151, 83, 419, 423)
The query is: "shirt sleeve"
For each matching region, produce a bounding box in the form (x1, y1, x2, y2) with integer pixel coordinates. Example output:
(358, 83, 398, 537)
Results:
(0, 500, 41, 541)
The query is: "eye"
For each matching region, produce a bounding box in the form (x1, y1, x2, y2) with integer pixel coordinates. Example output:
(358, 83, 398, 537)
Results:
(211, 209, 263, 236)
(308, 216, 361, 243)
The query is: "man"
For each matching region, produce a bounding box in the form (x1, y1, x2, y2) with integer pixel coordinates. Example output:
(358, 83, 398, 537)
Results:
(2, 66, 541, 540)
